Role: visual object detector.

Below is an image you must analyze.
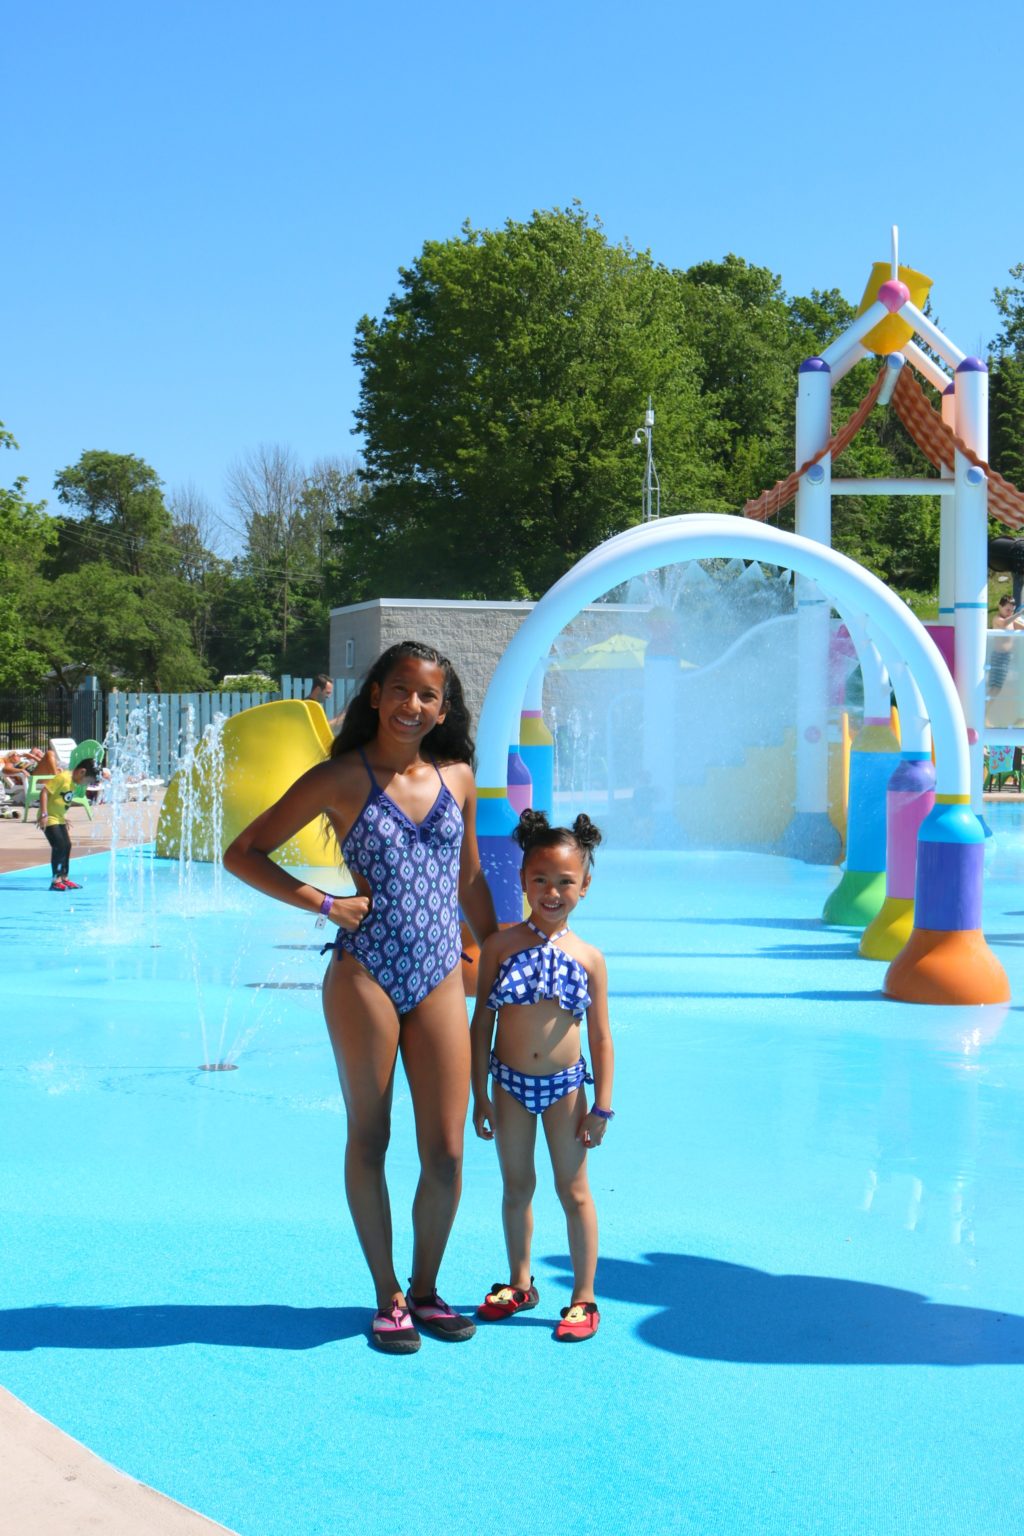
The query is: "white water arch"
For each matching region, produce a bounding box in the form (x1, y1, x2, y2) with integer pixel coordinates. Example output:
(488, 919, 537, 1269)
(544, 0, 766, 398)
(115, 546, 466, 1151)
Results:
(477, 514, 968, 796)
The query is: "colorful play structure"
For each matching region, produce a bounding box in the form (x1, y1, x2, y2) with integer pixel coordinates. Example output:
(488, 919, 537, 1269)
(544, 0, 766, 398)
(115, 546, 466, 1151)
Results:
(156, 229, 1021, 1007)
(476, 231, 1022, 1008)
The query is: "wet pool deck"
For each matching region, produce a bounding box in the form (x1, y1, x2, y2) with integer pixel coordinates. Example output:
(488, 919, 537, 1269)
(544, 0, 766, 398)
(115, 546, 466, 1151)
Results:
(0, 790, 238, 1535)
(3, 794, 1024, 1535)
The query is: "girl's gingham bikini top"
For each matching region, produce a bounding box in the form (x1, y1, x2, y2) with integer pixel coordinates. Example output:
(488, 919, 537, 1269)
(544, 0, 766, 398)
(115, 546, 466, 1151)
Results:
(487, 921, 591, 1018)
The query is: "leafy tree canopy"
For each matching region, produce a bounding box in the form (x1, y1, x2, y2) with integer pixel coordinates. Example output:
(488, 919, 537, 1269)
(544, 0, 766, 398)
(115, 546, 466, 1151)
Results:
(0, 423, 53, 690)
(349, 205, 717, 599)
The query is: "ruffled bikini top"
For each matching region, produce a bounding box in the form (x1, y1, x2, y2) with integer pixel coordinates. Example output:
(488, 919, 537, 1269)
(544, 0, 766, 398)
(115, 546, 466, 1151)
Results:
(487, 921, 591, 1018)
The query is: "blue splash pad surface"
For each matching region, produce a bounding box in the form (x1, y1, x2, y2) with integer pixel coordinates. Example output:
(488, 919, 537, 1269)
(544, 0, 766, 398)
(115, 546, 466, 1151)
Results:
(2, 819, 1024, 1536)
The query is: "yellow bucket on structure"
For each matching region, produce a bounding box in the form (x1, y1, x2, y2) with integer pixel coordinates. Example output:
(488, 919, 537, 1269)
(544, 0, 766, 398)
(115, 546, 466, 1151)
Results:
(855, 263, 932, 355)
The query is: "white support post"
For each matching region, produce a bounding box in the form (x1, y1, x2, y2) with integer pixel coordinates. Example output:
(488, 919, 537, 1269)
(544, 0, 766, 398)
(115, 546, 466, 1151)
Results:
(953, 360, 989, 816)
(819, 302, 891, 371)
(784, 357, 840, 860)
(939, 383, 956, 621)
(831, 343, 870, 384)
(878, 352, 905, 407)
(904, 339, 952, 395)
(901, 303, 967, 371)
(830, 478, 954, 497)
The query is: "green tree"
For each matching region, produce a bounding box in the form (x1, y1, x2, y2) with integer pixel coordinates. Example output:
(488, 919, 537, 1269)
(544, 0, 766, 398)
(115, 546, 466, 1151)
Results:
(678, 255, 802, 509)
(990, 263, 1024, 491)
(168, 483, 235, 672)
(990, 353, 1024, 488)
(0, 424, 53, 690)
(227, 444, 338, 671)
(47, 450, 209, 690)
(350, 205, 715, 600)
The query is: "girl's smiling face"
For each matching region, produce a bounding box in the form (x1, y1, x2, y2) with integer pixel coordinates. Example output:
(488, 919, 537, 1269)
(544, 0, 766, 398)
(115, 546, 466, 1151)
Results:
(520, 841, 591, 929)
(370, 657, 447, 744)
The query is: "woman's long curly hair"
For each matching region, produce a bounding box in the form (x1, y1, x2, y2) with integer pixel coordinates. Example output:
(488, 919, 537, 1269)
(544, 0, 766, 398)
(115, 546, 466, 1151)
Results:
(331, 640, 476, 766)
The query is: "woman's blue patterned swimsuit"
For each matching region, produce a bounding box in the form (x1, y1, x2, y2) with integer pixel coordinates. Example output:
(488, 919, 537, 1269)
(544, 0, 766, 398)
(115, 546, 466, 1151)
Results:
(487, 922, 591, 1017)
(328, 748, 464, 1014)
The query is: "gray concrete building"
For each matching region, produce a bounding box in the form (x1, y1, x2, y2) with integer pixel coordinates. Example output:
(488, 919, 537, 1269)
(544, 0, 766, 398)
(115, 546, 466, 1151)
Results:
(329, 598, 646, 725)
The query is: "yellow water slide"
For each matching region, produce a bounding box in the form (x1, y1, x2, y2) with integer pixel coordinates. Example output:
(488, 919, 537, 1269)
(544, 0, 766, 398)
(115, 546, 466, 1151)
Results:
(155, 699, 341, 866)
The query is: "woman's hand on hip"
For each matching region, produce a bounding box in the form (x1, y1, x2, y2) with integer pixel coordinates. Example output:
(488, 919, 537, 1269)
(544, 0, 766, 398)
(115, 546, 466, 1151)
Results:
(330, 895, 371, 931)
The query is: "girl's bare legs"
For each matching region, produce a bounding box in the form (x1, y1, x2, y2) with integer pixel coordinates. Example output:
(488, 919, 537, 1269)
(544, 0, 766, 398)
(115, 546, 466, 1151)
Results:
(401, 967, 472, 1296)
(493, 1085, 539, 1288)
(323, 955, 403, 1309)
(542, 1091, 598, 1303)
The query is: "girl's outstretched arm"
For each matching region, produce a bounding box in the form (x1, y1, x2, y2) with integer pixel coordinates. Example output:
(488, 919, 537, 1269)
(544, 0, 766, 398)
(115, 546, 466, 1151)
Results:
(223, 761, 369, 931)
(470, 936, 503, 1140)
(456, 774, 499, 944)
(580, 951, 614, 1148)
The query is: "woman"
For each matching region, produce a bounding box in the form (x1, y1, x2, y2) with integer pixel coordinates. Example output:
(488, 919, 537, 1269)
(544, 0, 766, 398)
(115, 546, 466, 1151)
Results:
(225, 641, 497, 1353)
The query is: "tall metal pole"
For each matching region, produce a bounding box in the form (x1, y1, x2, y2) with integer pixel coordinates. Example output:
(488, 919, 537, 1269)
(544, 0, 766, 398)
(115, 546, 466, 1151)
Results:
(635, 397, 660, 522)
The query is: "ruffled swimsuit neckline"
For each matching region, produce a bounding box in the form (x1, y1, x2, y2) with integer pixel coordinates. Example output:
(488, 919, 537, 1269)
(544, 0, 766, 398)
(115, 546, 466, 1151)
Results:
(487, 920, 591, 1019)
(343, 749, 453, 856)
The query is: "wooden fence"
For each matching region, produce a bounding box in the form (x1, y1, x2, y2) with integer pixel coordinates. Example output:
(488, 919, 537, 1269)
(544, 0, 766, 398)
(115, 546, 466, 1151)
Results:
(2, 676, 358, 776)
(102, 675, 356, 779)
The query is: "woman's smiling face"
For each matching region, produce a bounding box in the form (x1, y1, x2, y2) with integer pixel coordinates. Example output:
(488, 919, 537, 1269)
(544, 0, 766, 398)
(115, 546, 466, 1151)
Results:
(370, 656, 448, 744)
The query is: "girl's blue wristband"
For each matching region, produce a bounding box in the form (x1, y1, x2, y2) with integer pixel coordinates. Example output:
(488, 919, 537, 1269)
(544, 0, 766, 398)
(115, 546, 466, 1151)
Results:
(590, 1105, 615, 1120)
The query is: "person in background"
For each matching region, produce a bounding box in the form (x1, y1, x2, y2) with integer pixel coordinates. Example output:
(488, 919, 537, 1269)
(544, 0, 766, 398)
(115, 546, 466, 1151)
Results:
(37, 758, 101, 890)
(306, 673, 347, 733)
(988, 594, 1024, 699)
(988, 538, 1024, 611)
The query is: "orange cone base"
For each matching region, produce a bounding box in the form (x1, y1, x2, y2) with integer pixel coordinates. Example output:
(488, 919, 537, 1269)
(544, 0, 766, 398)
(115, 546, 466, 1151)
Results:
(884, 927, 1010, 1005)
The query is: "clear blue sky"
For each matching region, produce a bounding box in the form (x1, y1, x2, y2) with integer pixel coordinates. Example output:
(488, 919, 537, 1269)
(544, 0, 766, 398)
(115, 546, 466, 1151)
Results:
(5, 0, 1022, 551)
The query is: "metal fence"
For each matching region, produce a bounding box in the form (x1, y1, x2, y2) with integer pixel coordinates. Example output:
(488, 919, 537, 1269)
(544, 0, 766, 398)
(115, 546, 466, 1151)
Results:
(0, 687, 72, 751)
(1, 674, 358, 777)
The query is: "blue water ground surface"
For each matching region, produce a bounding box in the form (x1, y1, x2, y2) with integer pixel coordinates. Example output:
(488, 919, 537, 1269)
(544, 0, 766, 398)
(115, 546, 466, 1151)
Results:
(3, 815, 1024, 1536)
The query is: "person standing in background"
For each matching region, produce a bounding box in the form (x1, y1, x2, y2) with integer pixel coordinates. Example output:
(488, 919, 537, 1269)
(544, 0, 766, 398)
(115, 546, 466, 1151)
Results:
(306, 673, 346, 733)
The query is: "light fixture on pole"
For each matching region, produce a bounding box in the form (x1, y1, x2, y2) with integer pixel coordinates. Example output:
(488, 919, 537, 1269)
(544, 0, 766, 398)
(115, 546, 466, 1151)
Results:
(632, 395, 660, 522)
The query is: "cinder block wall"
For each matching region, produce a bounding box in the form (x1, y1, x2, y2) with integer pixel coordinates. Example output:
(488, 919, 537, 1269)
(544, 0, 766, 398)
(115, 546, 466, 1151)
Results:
(330, 601, 531, 728)
(329, 599, 649, 732)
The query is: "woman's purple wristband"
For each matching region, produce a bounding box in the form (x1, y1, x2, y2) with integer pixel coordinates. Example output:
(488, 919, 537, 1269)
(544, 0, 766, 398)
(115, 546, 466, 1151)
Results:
(314, 893, 334, 929)
(590, 1105, 615, 1120)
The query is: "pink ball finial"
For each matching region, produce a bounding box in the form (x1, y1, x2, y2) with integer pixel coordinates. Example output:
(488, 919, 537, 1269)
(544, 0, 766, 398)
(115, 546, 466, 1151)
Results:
(877, 279, 910, 314)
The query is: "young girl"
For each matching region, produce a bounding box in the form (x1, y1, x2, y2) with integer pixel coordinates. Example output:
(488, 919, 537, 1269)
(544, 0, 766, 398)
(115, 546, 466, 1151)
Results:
(225, 641, 497, 1354)
(471, 809, 613, 1341)
(37, 758, 101, 890)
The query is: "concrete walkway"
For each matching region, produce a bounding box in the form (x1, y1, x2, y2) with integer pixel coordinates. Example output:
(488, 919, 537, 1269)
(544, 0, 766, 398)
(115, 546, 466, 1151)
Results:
(0, 788, 238, 1534)
(0, 792, 165, 875)
(0, 1387, 238, 1536)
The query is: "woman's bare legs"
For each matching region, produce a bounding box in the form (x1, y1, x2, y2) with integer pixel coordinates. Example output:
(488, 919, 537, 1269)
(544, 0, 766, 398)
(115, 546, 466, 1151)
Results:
(493, 1085, 539, 1289)
(401, 967, 472, 1296)
(542, 1091, 598, 1304)
(323, 954, 403, 1309)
